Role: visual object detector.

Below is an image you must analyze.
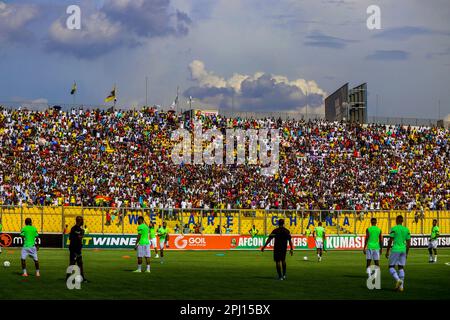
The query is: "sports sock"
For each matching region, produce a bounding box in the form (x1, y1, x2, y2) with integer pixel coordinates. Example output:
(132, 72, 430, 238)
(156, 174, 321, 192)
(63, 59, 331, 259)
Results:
(137, 264, 142, 271)
(282, 262, 286, 276)
(366, 267, 371, 275)
(434, 255, 437, 261)
(398, 269, 405, 281)
(23, 269, 27, 274)
(389, 267, 399, 281)
(146, 265, 150, 271)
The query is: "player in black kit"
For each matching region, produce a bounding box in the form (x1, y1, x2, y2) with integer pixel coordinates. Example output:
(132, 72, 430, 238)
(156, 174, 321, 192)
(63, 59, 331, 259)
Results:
(261, 219, 294, 280)
(67, 216, 87, 282)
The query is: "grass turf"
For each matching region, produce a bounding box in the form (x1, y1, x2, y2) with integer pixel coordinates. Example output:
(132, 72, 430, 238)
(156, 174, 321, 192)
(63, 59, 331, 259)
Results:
(0, 248, 449, 300)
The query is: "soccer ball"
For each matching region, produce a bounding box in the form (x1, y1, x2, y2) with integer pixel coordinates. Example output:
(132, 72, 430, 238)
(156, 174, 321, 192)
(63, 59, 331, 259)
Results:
(3, 261, 11, 267)
(303, 256, 308, 261)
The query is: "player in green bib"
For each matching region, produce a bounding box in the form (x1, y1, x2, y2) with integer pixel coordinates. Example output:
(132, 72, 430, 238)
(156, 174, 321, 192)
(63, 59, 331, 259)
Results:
(313, 222, 326, 262)
(428, 219, 439, 263)
(133, 216, 151, 273)
(148, 221, 159, 258)
(363, 218, 382, 277)
(386, 215, 411, 292)
(157, 222, 169, 264)
(20, 218, 40, 277)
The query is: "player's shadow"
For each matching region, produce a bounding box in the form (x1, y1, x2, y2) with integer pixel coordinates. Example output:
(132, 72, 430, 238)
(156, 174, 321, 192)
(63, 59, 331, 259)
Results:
(254, 276, 279, 280)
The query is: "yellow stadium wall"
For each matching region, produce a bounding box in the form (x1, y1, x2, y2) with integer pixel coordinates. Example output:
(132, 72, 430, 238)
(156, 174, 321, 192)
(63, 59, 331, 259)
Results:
(1, 207, 449, 236)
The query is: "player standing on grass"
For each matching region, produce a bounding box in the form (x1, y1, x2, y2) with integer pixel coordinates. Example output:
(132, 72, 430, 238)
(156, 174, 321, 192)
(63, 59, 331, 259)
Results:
(149, 221, 159, 258)
(428, 219, 439, 263)
(68, 216, 87, 282)
(385, 215, 411, 292)
(363, 218, 383, 277)
(20, 218, 40, 277)
(313, 222, 325, 262)
(133, 216, 151, 273)
(261, 219, 294, 281)
(158, 222, 169, 263)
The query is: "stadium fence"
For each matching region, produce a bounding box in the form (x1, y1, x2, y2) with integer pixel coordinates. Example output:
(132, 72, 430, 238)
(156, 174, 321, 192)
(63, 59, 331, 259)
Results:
(0, 206, 449, 236)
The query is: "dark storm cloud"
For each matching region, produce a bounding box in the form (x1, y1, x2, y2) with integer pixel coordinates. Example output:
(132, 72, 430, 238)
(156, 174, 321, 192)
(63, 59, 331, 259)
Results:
(366, 50, 409, 61)
(304, 31, 358, 49)
(103, 0, 192, 38)
(184, 73, 325, 112)
(183, 86, 235, 100)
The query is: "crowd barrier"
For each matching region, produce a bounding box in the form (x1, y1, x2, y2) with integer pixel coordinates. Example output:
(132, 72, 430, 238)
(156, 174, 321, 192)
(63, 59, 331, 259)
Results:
(1, 206, 449, 236)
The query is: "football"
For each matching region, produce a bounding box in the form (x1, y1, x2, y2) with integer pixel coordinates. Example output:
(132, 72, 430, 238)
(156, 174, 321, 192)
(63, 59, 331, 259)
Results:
(4, 261, 11, 267)
(303, 256, 308, 261)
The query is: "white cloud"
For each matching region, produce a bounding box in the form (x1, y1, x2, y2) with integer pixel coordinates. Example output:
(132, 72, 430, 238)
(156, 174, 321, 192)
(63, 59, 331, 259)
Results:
(46, 12, 126, 59)
(45, 0, 191, 59)
(185, 59, 327, 113)
(0, 1, 39, 43)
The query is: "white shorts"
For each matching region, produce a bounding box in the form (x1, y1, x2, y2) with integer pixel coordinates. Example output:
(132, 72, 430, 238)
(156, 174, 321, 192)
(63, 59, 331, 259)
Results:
(315, 239, 323, 249)
(366, 249, 380, 261)
(150, 238, 157, 248)
(137, 245, 151, 258)
(389, 252, 407, 266)
(428, 239, 438, 249)
(21, 247, 38, 261)
(159, 240, 166, 250)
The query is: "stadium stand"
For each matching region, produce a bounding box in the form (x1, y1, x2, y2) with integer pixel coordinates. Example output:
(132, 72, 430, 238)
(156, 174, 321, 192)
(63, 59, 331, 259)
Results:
(0, 107, 449, 235)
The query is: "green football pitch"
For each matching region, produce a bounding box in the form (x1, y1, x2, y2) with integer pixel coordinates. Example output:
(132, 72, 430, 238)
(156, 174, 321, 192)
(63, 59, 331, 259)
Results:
(1, 248, 449, 300)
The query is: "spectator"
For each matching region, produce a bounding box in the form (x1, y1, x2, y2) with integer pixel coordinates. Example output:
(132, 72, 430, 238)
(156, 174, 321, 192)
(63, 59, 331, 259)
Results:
(0, 108, 448, 211)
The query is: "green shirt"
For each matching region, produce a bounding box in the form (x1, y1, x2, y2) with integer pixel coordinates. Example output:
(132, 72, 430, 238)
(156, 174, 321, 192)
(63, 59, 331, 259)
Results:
(250, 228, 258, 237)
(149, 226, 156, 239)
(430, 226, 439, 240)
(315, 226, 325, 240)
(20, 225, 38, 248)
(158, 227, 168, 240)
(137, 224, 150, 245)
(367, 226, 382, 250)
(389, 225, 411, 253)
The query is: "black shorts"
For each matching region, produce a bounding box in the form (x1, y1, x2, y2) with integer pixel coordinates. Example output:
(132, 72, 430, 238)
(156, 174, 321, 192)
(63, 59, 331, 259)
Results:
(274, 250, 287, 262)
(69, 249, 82, 263)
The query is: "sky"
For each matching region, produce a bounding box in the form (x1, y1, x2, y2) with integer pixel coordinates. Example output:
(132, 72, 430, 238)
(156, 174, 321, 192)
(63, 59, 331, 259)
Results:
(0, 0, 449, 120)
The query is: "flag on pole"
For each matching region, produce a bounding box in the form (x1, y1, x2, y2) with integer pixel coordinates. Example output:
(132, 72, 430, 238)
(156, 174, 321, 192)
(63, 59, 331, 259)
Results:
(105, 86, 116, 102)
(70, 82, 77, 95)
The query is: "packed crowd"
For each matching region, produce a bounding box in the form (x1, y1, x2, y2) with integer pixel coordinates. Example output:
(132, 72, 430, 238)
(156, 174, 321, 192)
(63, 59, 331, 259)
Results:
(0, 107, 449, 211)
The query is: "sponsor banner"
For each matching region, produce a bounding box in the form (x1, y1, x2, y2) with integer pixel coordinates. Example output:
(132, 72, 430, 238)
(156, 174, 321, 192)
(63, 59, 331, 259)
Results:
(382, 235, 450, 248)
(63, 234, 137, 249)
(0, 233, 62, 248)
(235, 235, 365, 250)
(61, 234, 450, 250)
